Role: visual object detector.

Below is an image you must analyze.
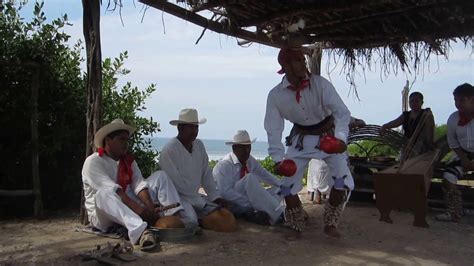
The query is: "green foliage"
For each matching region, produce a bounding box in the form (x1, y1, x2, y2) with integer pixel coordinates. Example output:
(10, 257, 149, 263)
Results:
(0, 1, 85, 210)
(102, 51, 160, 177)
(347, 140, 399, 158)
(208, 160, 218, 170)
(259, 156, 278, 175)
(434, 124, 447, 140)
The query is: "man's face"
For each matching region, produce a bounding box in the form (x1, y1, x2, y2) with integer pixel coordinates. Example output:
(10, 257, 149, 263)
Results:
(233, 144, 251, 164)
(105, 131, 130, 158)
(409, 96, 423, 111)
(180, 124, 199, 141)
(455, 95, 474, 113)
(283, 53, 307, 79)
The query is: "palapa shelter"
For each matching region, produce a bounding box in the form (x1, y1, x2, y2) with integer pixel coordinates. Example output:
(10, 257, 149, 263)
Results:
(138, 0, 474, 72)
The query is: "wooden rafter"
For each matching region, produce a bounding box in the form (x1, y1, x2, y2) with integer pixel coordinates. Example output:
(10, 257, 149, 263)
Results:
(139, 0, 288, 48)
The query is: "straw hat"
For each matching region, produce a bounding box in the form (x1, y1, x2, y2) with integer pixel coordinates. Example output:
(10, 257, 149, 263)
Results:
(93, 119, 135, 148)
(169, 108, 207, 126)
(225, 130, 256, 145)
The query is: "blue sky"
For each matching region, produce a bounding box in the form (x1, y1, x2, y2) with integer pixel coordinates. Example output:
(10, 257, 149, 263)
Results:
(22, 1, 474, 140)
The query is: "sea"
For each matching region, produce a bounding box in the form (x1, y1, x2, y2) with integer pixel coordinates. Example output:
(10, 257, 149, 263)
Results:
(151, 137, 269, 161)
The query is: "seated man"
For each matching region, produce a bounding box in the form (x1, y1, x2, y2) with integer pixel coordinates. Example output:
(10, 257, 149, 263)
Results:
(213, 130, 284, 225)
(159, 108, 237, 232)
(82, 119, 184, 251)
(436, 83, 474, 222)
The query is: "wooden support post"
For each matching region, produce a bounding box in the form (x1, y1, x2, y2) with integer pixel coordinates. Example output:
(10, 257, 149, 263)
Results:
(81, 0, 103, 225)
(31, 64, 43, 218)
(309, 43, 322, 75)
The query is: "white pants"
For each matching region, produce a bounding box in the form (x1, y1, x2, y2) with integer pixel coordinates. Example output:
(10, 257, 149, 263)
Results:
(91, 171, 183, 244)
(307, 159, 331, 194)
(178, 196, 219, 226)
(285, 135, 355, 195)
(232, 173, 284, 225)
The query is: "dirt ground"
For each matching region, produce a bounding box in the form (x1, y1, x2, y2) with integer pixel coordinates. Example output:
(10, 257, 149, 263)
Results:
(1, 194, 474, 265)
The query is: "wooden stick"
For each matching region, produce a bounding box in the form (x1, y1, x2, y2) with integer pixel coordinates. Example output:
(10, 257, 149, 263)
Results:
(155, 203, 180, 212)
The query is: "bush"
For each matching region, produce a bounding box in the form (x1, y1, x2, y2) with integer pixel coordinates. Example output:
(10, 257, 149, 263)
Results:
(0, 1, 86, 211)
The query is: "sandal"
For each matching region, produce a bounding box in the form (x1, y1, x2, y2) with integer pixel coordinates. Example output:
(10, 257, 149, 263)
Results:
(139, 229, 157, 251)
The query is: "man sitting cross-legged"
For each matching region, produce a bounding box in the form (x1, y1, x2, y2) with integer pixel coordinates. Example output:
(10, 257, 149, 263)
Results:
(158, 108, 237, 232)
(82, 119, 184, 251)
(213, 130, 285, 225)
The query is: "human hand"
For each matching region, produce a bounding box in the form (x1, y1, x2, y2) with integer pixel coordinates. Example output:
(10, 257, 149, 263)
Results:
(139, 207, 159, 225)
(213, 198, 228, 208)
(273, 161, 281, 174)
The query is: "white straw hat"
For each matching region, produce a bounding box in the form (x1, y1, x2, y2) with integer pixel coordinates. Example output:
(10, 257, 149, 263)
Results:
(225, 130, 256, 145)
(94, 119, 135, 148)
(169, 108, 207, 126)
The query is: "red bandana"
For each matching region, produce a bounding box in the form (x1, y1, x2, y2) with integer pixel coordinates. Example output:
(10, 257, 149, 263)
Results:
(117, 154, 135, 191)
(458, 113, 473, 126)
(240, 165, 249, 179)
(287, 79, 310, 103)
(97, 147, 105, 157)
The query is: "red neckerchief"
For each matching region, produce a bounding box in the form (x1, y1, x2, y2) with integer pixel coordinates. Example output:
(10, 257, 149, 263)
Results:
(287, 79, 310, 103)
(240, 164, 249, 179)
(117, 154, 135, 191)
(458, 112, 473, 126)
(98, 149, 135, 190)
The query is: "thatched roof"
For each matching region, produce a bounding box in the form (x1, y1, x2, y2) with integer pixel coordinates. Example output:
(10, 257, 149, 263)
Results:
(137, 0, 473, 74)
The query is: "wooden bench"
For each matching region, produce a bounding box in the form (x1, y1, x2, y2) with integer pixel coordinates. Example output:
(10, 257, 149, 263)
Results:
(374, 151, 439, 227)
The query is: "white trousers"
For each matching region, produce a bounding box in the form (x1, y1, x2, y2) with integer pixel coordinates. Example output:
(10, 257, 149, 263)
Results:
(233, 173, 284, 225)
(178, 196, 219, 226)
(91, 171, 183, 244)
(284, 135, 355, 195)
(307, 159, 331, 194)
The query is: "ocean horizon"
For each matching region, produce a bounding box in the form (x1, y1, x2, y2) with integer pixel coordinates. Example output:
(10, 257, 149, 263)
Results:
(151, 137, 269, 161)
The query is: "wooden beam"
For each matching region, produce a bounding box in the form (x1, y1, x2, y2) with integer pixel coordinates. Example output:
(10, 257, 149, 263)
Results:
(139, 0, 287, 48)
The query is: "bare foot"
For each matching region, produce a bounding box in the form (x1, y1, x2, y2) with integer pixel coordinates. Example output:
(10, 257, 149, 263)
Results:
(324, 226, 341, 238)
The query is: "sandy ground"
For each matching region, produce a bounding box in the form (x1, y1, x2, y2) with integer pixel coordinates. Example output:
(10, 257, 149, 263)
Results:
(1, 195, 474, 265)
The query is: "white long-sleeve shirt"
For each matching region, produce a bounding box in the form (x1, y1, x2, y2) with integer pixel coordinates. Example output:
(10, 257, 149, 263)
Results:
(447, 111, 474, 152)
(158, 137, 220, 208)
(82, 153, 149, 219)
(213, 152, 282, 206)
(264, 74, 351, 162)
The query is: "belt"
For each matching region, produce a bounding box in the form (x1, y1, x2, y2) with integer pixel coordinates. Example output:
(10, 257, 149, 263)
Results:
(285, 116, 334, 151)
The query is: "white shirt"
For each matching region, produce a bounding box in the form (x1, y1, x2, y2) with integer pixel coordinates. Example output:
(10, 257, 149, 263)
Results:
(82, 153, 149, 219)
(447, 111, 474, 152)
(213, 152, 282, 205)
(264, 74, 351, 162)
(158, 137, 220, 207)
